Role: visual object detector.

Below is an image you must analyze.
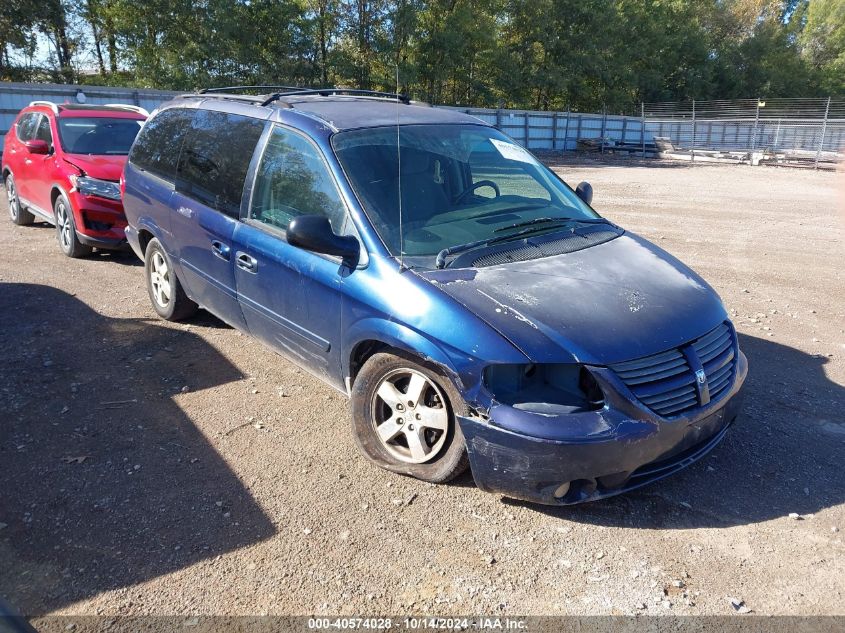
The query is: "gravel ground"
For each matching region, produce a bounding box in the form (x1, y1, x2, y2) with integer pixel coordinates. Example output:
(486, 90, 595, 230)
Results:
(0, 157, 843, 619)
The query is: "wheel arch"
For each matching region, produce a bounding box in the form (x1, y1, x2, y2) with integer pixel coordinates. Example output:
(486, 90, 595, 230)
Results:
(137, 228, 155, 255)
(50, 185, 65, 208)
(345, 320, 464, 392)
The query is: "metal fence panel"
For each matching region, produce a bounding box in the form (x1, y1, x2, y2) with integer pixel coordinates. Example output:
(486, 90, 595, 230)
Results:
(5, 82, 838, 167)
(0, 82, 180, 151)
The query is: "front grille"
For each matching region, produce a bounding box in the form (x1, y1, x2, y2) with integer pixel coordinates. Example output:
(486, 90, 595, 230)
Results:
(609, 322, 737, 417)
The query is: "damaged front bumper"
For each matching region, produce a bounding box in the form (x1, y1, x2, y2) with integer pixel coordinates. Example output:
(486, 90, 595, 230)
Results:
(458, 351, 747, 505)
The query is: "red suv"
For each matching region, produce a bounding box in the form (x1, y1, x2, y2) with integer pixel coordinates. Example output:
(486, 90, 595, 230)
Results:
(2, 101, 147, 257)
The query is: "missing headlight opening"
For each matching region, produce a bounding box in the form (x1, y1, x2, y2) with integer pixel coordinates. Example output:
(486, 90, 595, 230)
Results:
(484, 364, 605, 415)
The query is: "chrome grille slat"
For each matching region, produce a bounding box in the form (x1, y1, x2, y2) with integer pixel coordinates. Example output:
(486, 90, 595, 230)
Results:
(707, 362, 733, 384)
(610, 321, 737, 417)
(692, 323, 730, 349)
(616, 359, 689, 384)
(611, 348, 683, 372)
(702, 347, 735, 374)
(695, 332, 732, 362)
(652, 396, 699, 415)
(641, 386, 696, 406)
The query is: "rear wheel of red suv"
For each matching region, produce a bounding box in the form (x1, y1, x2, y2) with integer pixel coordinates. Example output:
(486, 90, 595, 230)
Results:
(144, 238, 197, 321)
(54, 194, 93, 258)
(5, 174, 34, 226)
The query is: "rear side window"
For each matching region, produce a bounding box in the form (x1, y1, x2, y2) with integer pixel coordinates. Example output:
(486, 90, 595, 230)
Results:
(175, 110, 265, 217)
(128, 108, 193, 181)
(16, 113, 39, 142)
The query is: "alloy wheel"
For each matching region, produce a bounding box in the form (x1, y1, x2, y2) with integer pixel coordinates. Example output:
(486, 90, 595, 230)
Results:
(149, 251, 172, 308)
(56, 200, 73, 250)
(371, 368, 450, 464)
(6, 179, 18, 220)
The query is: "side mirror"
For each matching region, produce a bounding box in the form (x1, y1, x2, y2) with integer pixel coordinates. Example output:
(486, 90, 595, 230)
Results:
(575, 181, 593, 206)
(287, 215, 360, 261)
(24, 139, 50, 155)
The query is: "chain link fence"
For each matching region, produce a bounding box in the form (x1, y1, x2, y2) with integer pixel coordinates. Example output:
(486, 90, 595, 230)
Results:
(643, 98, 845, 169)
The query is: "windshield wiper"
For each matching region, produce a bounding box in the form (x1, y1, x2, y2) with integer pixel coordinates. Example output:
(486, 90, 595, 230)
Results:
(435, 223, 574, 269)
(435, 216, 615, 269)
(493, 216, 610, 233)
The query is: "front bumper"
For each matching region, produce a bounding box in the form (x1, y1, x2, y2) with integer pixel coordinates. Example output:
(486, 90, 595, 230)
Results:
(68, 190, 127, 249)
(458, 351, 747, 505)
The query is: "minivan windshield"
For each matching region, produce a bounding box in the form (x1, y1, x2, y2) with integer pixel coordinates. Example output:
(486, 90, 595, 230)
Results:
(59, 117, 144, 155)
(332, 124, 599, 262)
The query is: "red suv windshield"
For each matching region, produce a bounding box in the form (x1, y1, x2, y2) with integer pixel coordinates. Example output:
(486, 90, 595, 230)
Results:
(58, 117, 144, 155)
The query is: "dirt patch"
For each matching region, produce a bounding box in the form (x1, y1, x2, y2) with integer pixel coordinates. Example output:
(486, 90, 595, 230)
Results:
(0, 157, 843, 618)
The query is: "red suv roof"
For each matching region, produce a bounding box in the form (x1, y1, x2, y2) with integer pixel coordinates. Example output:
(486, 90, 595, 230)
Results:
(27, 102, 147, 119)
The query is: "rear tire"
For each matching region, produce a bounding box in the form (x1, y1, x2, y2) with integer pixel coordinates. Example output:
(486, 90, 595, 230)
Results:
(144, 237, 197, 321)
(5, 174, 34, 226)
(54, 194, 93, 258)
(351, 351, 469, 483)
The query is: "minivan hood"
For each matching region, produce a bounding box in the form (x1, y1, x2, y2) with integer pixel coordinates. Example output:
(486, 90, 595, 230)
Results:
(63, 154, 127, 181)
(421, 233, 727, 365)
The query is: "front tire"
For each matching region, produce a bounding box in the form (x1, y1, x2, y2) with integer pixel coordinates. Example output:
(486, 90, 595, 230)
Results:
(5, 174, 34, 226)
(54, 194, 93, 258)
(351, 351, 469, 483)
(144, 237, 197, 321)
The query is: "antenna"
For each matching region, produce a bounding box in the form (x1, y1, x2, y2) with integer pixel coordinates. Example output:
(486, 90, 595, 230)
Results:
(396, 63, 404, 270)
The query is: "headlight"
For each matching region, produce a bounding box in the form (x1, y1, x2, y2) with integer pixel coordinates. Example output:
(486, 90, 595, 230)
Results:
(70, 175, 121, 201)
(483, 364, 605, 415)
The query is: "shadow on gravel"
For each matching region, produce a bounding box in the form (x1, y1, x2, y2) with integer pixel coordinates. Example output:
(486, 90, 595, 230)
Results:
(12, 221, 142, 267)
(0, 283, 275, 616)
(85, 249, 142, 267)
(506, 333, 845, 528)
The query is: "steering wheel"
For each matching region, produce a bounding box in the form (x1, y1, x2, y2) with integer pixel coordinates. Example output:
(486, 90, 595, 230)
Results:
(455, 180, 501, 204)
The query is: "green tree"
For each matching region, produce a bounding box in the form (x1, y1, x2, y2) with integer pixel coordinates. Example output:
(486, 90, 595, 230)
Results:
(800, 0, 845, 94)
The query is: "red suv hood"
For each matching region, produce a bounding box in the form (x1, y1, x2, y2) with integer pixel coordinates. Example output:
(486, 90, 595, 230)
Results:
(63, 154, 128, 181)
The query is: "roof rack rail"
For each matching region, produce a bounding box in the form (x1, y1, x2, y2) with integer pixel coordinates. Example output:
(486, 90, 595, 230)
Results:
(29, 100, 59, 114)
(261, 88, 411, 107)
(200, 85, 308, 94)
(104, 103, 150, 116)
(175, 92, 270, 105)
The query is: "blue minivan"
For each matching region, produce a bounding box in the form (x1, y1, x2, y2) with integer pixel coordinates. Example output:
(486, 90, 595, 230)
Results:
(122, 87, 746, 505)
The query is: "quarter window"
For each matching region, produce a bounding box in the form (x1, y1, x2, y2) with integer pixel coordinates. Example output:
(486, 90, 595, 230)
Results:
(128, 108, 193, 182)
(249, 126, 345, 232)
(176, 110, 265, 218)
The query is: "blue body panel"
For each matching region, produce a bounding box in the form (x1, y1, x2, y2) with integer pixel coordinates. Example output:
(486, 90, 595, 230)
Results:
(232, 220, 344, 388)
(121, 96, 747, 505)
(169, 191, 248, 330)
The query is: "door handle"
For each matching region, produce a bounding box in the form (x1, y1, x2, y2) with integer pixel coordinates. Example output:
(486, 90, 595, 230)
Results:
(235, 251, 258, 273)
(210, 240, 230, 261)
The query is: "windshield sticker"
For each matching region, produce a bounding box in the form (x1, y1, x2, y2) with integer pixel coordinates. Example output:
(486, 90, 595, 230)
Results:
(490, 138, 536, 164)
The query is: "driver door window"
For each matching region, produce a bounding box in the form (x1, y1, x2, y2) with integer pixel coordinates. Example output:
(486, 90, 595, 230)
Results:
(35, 115, 53, 148)
(249, 126, 345, 233)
